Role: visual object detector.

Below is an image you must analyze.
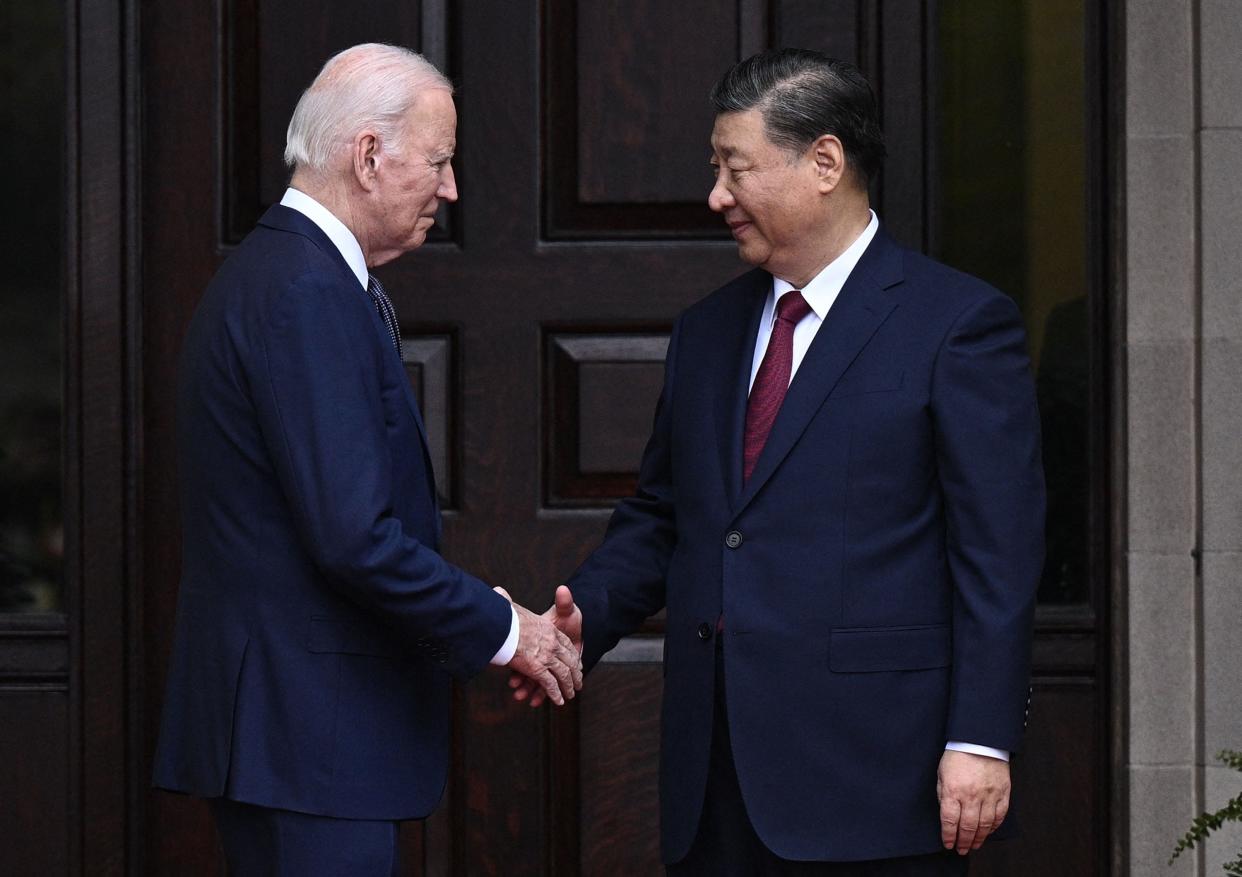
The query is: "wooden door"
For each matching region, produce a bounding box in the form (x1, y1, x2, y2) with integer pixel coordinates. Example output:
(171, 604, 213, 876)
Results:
(136, 2, 1110, 874)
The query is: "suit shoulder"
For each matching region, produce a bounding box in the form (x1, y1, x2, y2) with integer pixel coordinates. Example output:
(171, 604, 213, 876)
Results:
(206, 226, 362, 319)
(216, 224, 338, 288)
(899, 248, 1009, 311)
(187, 225, 375, 363)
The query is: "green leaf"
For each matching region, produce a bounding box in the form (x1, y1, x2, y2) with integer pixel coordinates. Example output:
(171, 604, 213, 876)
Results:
(1169, 751, 1242, 872)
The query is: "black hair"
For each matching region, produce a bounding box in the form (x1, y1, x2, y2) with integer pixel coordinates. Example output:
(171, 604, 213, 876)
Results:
(711, 48, 886, 185)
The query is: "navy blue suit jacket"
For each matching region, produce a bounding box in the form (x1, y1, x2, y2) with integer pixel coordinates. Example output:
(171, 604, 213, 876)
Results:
(153, 205, 511, 820)
(570, 229, 1045, 863)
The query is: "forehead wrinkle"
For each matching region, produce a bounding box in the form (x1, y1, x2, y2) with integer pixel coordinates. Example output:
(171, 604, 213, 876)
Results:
(710, 137, 744, 158)
(712, 121, 762, 158)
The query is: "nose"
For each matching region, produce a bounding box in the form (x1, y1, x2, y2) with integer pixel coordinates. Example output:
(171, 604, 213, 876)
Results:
(708, 174, 733, 213)
(439, 161, 459, 203)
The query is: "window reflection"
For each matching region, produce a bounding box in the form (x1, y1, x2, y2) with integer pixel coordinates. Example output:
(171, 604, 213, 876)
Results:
(1, 1, 64, 613)
(1, 400, 63, 612)
(937, 0, 1090, 604)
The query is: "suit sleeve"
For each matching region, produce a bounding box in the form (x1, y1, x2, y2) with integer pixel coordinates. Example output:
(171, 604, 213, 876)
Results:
(570, 319, 682, 670)
(931, 290, 1045, 753)
(251, 271, 511, 678)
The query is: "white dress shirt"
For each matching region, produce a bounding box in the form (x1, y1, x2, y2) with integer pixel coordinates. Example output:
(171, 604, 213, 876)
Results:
(746, 209, 1008, 763)
(748, 210, 880, 392)
(280, 188, 520, 666)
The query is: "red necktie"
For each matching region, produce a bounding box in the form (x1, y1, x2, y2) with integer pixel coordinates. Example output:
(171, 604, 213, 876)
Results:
(743, 290, 812, 481)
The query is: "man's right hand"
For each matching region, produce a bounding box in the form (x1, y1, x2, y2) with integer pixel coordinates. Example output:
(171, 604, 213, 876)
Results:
(496, 588, 582, 706)
(508, 586, 583, 708)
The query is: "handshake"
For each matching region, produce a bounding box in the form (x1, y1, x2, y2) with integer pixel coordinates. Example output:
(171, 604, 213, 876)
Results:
(493, 585, 584, 707)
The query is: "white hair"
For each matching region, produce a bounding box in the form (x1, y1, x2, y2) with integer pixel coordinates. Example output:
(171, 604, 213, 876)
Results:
(283, 43, 452, 173)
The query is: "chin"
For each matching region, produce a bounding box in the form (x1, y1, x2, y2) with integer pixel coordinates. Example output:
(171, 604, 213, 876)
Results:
(736, 242, 768, 267)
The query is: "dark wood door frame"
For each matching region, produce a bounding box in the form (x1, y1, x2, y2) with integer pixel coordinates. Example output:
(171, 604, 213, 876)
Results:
(65, 0, 143, 871)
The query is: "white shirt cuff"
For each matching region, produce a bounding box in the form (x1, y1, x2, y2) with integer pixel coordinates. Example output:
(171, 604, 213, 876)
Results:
(489, 606, 520, 666)
(945, 741, 1010, 762)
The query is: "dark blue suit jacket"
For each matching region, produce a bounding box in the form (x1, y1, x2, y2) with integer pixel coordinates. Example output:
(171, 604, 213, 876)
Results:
(570, 229, 1045, 863)
(153, 205, 511, 820)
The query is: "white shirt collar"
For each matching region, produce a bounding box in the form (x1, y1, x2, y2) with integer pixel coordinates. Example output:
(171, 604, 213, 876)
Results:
(279, 187, 369, 289)
(772, 209, 880, 318)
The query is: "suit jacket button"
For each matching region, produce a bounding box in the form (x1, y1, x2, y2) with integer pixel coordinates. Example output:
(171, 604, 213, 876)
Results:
(697, 622, 713, 641)
(724, 530, 743, 549)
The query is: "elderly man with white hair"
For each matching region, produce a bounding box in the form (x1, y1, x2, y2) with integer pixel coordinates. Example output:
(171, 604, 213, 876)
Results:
(152, 43, 581, 875)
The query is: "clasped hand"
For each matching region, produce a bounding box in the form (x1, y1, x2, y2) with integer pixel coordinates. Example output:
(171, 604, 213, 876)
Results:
(493, 586, 583, 707)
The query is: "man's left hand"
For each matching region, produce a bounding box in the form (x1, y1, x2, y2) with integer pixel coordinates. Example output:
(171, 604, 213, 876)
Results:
(937, 749, 1010, 855)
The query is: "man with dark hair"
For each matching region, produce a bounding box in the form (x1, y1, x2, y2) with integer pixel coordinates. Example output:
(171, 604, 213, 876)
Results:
(519, 48, 1043, 875)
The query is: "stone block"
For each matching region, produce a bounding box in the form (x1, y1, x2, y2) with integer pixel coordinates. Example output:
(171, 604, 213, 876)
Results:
(1202, 129, 1242, 342)
(1127, 136, 1196, 343)
(1203, 340, 1242, 550)
(1205, 763, 1242, 876)
(1129, 552, 1197, 765)
(1127, 341, 1196, 553)
(1127, 0, 1194, 137)
(1130, 765, 1198, 877)
(1204, 551, 1242, 750)
(1201, 0, 1242, 128)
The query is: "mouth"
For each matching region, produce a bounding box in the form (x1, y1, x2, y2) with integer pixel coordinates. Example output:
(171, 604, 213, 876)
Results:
(727, 220, 751, 238)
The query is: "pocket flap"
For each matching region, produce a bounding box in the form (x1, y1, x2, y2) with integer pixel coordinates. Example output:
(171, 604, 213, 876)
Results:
(828, 370, 905, 398)
(829, 624, 951, 672)
(306, 616, 402, 659)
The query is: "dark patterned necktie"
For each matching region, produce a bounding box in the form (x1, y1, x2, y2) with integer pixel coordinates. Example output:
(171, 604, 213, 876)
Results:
(367, 274, 402, 359)
(743, 290, 812, 481)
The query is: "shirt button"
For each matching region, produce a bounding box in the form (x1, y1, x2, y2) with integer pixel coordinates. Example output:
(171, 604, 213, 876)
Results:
(724, 530, 743, 549)
(697, 622, 714, 641)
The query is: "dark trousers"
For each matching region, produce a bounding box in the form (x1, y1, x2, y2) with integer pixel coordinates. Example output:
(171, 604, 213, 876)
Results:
(667, 638, 969, 877)
(211, 798, 401, 877)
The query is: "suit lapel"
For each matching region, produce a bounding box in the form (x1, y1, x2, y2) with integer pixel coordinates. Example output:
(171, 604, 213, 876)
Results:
(733, 230, 904, 515)
(714, 271, 770, 508)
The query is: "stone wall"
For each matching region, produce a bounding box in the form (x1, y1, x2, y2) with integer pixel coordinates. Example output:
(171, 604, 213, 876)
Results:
(1126, 1, 1242, 874)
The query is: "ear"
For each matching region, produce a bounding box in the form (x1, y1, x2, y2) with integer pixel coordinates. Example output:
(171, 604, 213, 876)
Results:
(810, 134, 846, 193)
(352, 130, 381, 192)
